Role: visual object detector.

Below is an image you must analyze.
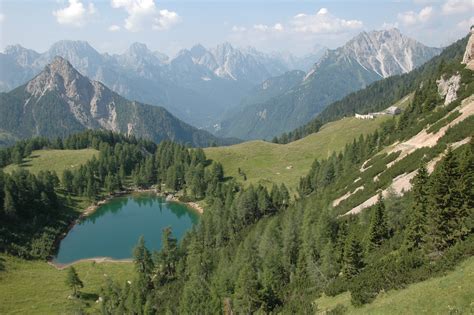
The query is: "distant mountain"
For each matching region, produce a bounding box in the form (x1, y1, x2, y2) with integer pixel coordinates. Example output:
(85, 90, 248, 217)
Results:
(270, 44, 327, 72)
(216, 29, 442, 140)
(0, 41, 317, 128)
(0, 57, 234, 147)
(215, 70, 305, 133)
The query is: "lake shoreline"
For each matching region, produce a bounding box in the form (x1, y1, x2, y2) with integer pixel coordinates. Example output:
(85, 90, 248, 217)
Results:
(48, 188, 204, 267)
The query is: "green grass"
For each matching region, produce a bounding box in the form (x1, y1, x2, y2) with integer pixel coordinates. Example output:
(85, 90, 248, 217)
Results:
(205, 116, 389, 190)
(0, 254, 134, 314)
(3, 149, 98, 176)
(315, 256, 474, 315)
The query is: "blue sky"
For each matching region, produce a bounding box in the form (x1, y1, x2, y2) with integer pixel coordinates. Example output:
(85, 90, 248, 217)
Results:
(0, 0, 472, 56)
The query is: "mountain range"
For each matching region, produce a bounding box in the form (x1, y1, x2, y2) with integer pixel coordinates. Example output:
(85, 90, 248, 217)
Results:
(215, 29, 442, 140)
(0, 41, 323, 129)
(0, 57, 235, 147)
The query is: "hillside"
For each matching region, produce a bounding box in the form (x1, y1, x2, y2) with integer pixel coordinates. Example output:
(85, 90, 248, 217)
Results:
(0, 57, 233, 147)
(0, 31, 472, 314)
(205, 116, 389, 189)
(302, 35, 470, 132)
(315, 256, 474, 314)
(3, 149, 98, 175)
(216, 29, 441, 140)
(0, 254, 133, 314)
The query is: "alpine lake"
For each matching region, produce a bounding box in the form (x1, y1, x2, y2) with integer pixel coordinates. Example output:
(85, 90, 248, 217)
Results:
(53, 193, 199, 264)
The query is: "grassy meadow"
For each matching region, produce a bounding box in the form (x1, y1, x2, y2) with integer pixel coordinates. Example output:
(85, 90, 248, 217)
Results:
(4, 149, 98, 176)
(0, 254, 134, 314)
(205, 116, 390, 190)
(315, 256, 474, 315)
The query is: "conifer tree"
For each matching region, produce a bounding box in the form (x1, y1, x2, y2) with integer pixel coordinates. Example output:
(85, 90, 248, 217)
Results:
(3, 189, 16, 218)
(405, 164, 429, 250)
(342, 236, 364, 279)
(65, 266, 84, 297)
(133, 236, 154, 297)
(367, 194, 389, 251)
(426, 149, 464, 252)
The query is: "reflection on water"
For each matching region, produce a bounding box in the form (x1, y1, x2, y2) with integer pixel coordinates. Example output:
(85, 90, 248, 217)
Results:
(54, 193, 199, 264)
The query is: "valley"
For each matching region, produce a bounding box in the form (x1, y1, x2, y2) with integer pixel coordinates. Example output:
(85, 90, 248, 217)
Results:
(0, 2, 473, 313)
(206, 115, 390, 190)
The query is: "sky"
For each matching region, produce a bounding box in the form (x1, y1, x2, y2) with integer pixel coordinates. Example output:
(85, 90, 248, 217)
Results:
(0, 0, 472, 57)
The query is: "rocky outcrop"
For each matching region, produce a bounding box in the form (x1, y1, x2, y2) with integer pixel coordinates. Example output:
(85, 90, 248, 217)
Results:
(437, 74, 461, 105)
(462, 27, 474, 70)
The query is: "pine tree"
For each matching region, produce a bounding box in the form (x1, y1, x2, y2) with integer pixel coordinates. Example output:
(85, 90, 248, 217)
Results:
(133, 236, 154, 298)
(405, 165, 429, 250)
(3, 189, 16, 218)
(65, 266, 84, 297)
(367, 194, 389, 251)
(426, 149, 464, 252)
(234, 255, 261, 313)
(157, 227, 178, 282)
(61, 170, 74, 192)
(342, 236, 364, 279)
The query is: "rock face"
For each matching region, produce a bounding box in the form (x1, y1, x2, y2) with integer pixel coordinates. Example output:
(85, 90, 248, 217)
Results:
(217, 29, 442, 140)
(0, 57, 233, 147)
(26, 57, 118, 130)
(437, 74, 461, 105)
(308, 28, 441, 80)
(462, 27, 474, 70)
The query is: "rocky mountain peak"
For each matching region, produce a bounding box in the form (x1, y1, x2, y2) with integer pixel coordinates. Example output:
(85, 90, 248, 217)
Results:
(309, 28, 441, 80)
(26, 56, 92, 98)
(127, 42, 150, 55)
(48, 40, 99, 57)
(4, 44, 40, 67)
(190, 44, 208, 57)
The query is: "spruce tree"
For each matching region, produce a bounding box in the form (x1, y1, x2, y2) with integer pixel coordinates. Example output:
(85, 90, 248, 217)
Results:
(405, 165, 429, 250)
(366, 194, 389, 251)
(426, 149, 464, 252)
(65, 266, 83, 297)
(3, 189, 16, 218)
(342, 236, 364, 279)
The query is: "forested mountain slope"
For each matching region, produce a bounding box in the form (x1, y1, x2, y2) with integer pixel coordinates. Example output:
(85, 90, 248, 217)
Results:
(272, 35, 469, 144)
(0, 32, 472, 315)
(0, 57, 234, 147)
(84, 31, 471, 313)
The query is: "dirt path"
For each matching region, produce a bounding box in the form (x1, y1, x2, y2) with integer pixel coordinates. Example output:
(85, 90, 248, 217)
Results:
(48, 257, 133, 270)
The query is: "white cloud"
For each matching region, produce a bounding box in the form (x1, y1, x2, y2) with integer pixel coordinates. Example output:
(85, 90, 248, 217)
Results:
(291, 8, 363, 34)
(253, 23, 284, 32)
(0, 13, 4, 23)
(53, 0, 96, 27)
(442, 0, 474, 15)
(457, 16, 474, 29)
(153, 9, 180, 30)
(111, 0, 180, 32)
(108, 24, 121, 31)
(231, 25, 246, 32)
(398, 6, 434, 26)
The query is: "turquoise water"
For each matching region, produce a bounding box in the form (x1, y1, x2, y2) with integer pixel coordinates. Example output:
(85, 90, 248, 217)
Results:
(54, 193, 199, 264)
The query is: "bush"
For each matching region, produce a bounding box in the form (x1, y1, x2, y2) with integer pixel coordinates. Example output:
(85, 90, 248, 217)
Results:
(324, 277, 348, 297)
(327, 304, 348, 315)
